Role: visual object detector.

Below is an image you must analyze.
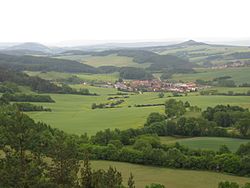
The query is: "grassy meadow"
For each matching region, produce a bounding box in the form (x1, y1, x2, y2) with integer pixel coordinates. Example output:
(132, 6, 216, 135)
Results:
(92, 161, 250, 188)
(27, 84, 250, 135)
(160, 136, 250, 152)
(172, 67, 250, 85)
(57, 54, 151, 68)
(25, 71, 120, 83)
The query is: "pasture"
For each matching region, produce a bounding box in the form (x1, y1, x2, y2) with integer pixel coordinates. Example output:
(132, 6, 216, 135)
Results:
(27, 85, 250, 135)
(57, 54, 150, 68)
(172, 67, 250, 85)
(25, 71, 120, 83)
(160, 136, 250, 152)
(92, 160, 250, 188)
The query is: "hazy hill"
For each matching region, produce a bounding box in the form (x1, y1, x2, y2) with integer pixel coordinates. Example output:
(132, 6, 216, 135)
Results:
(0, 53, 99, 73)
(5, 42, 52, 53)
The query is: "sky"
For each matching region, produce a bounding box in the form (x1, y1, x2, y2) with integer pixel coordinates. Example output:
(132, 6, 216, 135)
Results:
(0, 0, 250, 46)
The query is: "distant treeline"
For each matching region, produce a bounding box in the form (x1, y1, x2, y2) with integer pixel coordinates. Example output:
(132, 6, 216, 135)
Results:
(196, 76, 237, 87)
(1, 93, 55, 103)
(91, 100, 125, 109)
(134, 103, 165, 107)
(200, 90, 250, 96)
(14, 102, 52, 112)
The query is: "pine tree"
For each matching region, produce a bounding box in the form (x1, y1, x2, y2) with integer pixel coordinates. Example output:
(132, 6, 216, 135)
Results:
(48, 132, 79, 187)
(80, 152, 93, 188)
(128, 173, 135, 188)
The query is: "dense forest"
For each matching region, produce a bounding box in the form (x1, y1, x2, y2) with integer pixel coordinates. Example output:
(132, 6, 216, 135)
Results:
(0, 67, 95, 95)
(0, 53, 99, 73)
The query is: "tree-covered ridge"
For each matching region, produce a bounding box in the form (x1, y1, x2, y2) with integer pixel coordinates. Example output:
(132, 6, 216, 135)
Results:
(0, 53, 99, 73)
(0, 67, 95, 95)
(60, 49, 195, 73)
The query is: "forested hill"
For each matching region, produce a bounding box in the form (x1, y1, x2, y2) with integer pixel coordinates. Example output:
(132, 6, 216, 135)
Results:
(61, 49, 194, 72)
(0, 53, 99, 73)
(0, 67, 92, 94)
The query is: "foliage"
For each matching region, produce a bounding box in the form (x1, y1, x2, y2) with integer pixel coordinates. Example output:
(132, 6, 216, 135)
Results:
(119, 67, 153, 80)
(1, 93, 55, 102)
(0, 53, 99, 73)
(14, 102, 51, 112)
(165, 99, 186, 118)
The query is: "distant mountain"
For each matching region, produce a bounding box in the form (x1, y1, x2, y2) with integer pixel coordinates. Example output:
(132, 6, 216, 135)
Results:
(5, 42, 52, 53)
(176, 40, 206, 46)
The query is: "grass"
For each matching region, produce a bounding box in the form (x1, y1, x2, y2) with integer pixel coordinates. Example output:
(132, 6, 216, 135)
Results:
(204, 86, 250, 93)
(25, 71, 120, 83)
(92, 160, 250, 188)
(160, 137, 250, 152)
(172, 67, 250, 85)
(56, 54, 150, 68)
(26, 84, 250, 135)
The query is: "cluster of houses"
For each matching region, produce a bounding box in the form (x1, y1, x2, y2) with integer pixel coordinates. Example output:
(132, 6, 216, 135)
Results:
(114, 80, 198, 93)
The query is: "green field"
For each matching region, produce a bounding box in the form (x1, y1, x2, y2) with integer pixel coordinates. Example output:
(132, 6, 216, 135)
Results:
(92, 161, 250, 188)
(57, 54, 150, 68)
(160, 137, 250, 152)
(27, 85, 250, 135)
(173, 67, 250, 85)
(25, 71, 120, 83)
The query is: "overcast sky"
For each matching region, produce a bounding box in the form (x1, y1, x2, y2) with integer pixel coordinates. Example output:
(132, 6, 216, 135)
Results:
(0, 0, 250, 46)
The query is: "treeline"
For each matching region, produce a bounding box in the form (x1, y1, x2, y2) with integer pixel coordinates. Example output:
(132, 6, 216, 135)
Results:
(119, 67, 154, 80)
(230, 52, 250, 59)
(134, 103, 165, 108)
(0, 82, 20, 93)
(1, 93, 55, 103)
(200, 90, 250, 96)
(88, 128, 250, 176)
(196, 76, 237, 87)
(14, 103, 52, 112)
(107, 96, 129, 100)
(218, 181, 250, 188)
(92, 100, 125, 109)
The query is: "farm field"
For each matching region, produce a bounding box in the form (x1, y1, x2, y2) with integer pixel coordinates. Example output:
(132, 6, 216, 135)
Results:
(160, 136, 250, 152)
(172, 67, 250, 85)
(57, 54, 151, 68)
(92, 160, 250, 188)
(27, 85, 250, 135)
(25, 71, 120, 83)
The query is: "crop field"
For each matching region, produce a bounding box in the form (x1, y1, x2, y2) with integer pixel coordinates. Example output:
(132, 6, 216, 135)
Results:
(172, 67, 250, 85)
(92, 161, 250, 188)
(26, 85, 250, 135)
(57, 54, 150, 68)
(160, 136, 250, 152)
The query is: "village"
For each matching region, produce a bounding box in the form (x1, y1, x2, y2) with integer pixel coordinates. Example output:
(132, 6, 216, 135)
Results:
(113, 79, 199, 93)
